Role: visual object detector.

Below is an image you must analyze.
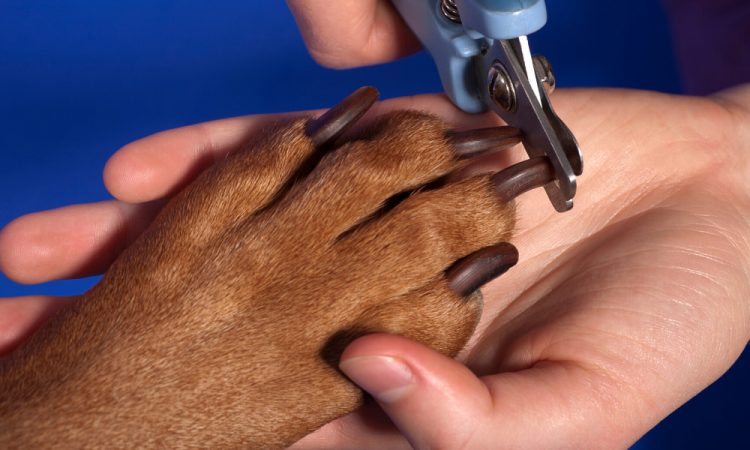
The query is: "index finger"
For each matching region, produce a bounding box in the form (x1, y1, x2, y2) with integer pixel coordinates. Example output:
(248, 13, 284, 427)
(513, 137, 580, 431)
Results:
(103, 113, 293, 204)
(286, 0, 420, 68)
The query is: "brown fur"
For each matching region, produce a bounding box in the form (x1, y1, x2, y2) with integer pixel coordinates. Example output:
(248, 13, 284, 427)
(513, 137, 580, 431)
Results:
(0, 111, 515, 448)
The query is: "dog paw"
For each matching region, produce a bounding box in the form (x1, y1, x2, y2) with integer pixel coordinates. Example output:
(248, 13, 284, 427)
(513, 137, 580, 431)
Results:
(1, 87, 555, 449)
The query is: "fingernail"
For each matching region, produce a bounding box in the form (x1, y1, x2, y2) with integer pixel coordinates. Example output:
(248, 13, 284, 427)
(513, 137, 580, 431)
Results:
(339, 356, 415, 403)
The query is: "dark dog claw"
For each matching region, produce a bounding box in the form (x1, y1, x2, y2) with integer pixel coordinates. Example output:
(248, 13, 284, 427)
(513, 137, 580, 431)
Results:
(447, 126, 522, 158)
(445, 150, 511, 184)
(447, 243, 519, 296)
(306, 86, 380, 147)
(492, 157, 555, 203)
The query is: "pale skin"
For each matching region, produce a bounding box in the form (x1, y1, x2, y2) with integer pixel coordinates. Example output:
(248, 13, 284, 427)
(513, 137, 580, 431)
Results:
(1, 2, 750, 448)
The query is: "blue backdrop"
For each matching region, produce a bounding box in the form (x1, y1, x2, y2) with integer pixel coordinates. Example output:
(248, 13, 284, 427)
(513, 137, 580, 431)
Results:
(0, 1, 746, 447)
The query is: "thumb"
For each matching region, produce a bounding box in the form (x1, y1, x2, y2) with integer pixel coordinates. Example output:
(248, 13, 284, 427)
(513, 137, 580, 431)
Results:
(339, 334, 646, 449)
(339, 333, 492, 450)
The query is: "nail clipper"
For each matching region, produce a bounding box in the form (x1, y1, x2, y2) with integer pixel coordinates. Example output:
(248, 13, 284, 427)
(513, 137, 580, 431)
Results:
(391, 0, 583, 212)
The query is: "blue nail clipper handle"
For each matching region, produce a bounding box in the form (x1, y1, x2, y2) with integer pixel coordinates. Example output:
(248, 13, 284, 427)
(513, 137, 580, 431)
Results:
(392, 0, 547, 113)
(391, 0, 583, 212)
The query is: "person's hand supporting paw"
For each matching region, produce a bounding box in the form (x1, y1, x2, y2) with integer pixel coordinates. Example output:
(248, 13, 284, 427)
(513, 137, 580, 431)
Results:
(283, 4, 750, 447)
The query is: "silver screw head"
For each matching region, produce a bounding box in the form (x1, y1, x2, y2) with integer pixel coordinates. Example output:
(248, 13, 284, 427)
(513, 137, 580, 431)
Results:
(488, 61, 516, 112)
(533, 55, 556, 94)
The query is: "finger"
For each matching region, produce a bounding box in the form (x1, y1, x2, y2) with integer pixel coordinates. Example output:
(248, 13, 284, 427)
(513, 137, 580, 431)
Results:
(339, 333, 493, 450)
(0, 201, 161, 284)
(341, 335, 639, 449)
(104, 93, 502, 205)
(103, 113, 291, 203)
(0, 296, 74, 355)
(289, 403, 409, 449)
(286, 0, 420, 68)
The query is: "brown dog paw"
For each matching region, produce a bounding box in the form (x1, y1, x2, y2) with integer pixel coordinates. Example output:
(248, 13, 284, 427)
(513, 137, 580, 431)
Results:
(0, 87, 552, 449)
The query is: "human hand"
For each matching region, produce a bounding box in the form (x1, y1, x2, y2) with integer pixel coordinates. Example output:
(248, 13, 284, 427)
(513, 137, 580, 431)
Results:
(290, 85, 750, 448)
(286, 0, 421, 68)
(2, 86, 749, 448)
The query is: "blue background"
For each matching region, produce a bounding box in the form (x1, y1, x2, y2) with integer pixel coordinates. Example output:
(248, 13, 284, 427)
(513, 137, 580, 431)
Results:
(0, 1, 746, 447)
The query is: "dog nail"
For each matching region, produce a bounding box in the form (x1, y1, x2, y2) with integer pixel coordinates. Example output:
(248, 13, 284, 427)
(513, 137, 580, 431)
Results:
(306, 86, 380, 147)
(447, 127, 521, 158)
(445, 150, 512, 184)
(446, 243, 519, 296)
(492, 157, 554, 203)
